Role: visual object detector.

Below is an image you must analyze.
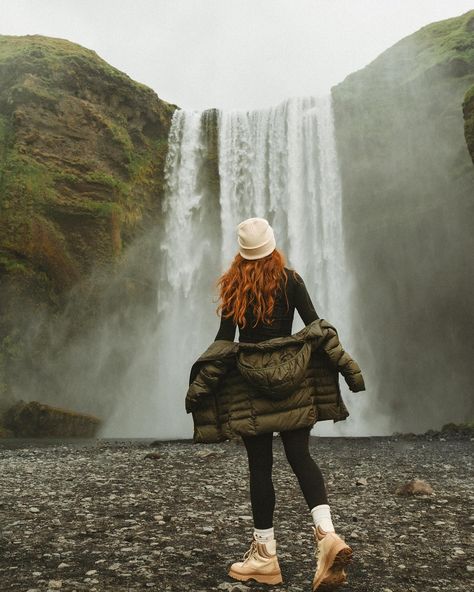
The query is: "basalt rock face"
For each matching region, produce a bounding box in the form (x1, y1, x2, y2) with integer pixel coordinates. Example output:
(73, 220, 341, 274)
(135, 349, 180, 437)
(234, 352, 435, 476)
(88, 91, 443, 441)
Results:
(464, 85, 474, 163)
(332, 10, 474, 432)
(0, 35, 178, 413)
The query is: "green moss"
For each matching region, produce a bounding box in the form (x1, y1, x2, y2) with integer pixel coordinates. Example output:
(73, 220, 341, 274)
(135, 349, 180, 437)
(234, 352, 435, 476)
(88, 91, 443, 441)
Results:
(78, 200, 123, 218)
(43, 198, 123, 219)
(84, 170, 127, 192)
(2, 154, 55, 208)
(152, 137, 171, 170)
(104, 120, 134, 159)
(0, 34, 155, 96)
(0, 115, 13, 194)
(0, 251, 29, 273)
(52, 171, 81, 185)
(9, 76, 61, 106)
(127, 149, 152, 184)
(128, 137, 169, 184)
(464, 84, 474, 103)
(0, 114, 7, 144)
(415, 10, 474, 64)
(53, 169, 130, 199)
(441, 421, 474, 430)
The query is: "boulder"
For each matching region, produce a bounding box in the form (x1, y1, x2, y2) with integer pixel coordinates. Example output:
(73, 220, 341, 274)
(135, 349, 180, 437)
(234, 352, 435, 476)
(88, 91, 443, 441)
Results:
(3, 400, 101, 437)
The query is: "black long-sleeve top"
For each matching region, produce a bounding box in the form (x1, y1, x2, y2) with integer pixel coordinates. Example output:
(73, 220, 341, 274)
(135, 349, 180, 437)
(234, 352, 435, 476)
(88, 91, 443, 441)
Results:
(214, 268, 320, 343)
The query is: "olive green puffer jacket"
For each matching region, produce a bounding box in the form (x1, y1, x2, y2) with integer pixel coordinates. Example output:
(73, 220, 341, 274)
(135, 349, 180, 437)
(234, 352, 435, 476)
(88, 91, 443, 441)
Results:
(185, 318, 366, 444)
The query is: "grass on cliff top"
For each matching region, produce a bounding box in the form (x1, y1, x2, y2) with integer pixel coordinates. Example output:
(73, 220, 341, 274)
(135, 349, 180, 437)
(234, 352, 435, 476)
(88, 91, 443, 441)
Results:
(0, 36, 174, 229)
(335, 9, 474, 89)
(0, 34, 174, 104)
(414, 10, 474, 69)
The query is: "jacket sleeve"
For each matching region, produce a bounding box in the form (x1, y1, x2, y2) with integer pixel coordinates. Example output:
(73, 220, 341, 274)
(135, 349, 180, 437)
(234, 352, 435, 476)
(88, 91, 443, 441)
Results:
(323, 328, 366, 392)
(185, 360, 228, 413)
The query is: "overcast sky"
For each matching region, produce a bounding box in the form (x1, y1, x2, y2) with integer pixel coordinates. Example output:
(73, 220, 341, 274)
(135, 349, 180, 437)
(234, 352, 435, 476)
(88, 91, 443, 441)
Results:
(2, 1, 473, 111)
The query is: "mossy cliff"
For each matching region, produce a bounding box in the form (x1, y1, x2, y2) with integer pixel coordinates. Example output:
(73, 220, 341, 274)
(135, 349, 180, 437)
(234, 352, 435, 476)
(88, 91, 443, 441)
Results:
(464, 84, 474, 162)
(0, 35, 178, 415)
(332, 10, 474, 429)
(0, 34, 177, 291)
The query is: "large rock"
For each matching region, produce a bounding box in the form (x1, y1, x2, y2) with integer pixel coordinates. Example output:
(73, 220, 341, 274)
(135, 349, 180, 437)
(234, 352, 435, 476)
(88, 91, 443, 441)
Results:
(332, 10, 474, 432)
(3, 400, 101, 437)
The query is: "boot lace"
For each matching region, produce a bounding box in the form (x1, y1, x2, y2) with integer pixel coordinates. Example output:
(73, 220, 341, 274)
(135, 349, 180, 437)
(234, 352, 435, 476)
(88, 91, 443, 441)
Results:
(241, 539, 259, 564)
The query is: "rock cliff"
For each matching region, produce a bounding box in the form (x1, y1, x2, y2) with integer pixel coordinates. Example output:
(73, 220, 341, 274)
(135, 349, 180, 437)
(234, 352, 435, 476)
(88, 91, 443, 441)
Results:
(332, 10, 474, 430)
(0, 35, 178, 415)
(0, 34, 177, 294)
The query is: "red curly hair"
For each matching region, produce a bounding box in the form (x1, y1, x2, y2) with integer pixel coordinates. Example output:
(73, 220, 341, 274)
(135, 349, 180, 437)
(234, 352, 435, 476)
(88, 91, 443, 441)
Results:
(214, 248, 298, 329)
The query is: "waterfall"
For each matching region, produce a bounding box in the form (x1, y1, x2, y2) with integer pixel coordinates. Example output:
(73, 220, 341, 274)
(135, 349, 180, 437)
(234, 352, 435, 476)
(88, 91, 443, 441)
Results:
(218, 95, 351, 334)
(150, 94, 365, 439)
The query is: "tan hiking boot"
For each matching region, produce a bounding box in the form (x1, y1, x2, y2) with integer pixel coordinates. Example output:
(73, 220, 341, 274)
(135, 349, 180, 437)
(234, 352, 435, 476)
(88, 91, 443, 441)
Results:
(228, 532, 283, 585)
(312, 525, 353, 591)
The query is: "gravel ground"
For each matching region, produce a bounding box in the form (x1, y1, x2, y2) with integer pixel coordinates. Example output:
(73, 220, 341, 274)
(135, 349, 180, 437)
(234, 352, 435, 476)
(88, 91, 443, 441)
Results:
(0, 433, 472, 592)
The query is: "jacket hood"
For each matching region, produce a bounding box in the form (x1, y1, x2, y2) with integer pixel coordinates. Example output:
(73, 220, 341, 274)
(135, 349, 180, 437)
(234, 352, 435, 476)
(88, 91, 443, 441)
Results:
(237, 339, 312, 399)
(188, 318, 338, 386)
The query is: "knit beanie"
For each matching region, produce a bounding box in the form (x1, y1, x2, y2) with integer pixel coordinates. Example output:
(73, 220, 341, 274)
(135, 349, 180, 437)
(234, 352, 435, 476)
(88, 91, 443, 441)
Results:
(237, 217, 276, 260)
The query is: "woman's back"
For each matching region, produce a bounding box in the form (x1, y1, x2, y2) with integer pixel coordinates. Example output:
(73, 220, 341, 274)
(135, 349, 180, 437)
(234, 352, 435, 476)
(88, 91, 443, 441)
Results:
(214, 267, 319, 343)
(208, 218, 355, 588)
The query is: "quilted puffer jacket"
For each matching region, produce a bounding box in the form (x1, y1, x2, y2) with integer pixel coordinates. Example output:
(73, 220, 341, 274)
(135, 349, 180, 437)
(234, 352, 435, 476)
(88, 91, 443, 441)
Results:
(185, 318, 366, 443)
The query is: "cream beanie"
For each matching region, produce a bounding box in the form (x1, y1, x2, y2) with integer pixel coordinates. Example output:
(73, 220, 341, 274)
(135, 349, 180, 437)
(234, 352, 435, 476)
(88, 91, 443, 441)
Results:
(237, 217, 276, 260)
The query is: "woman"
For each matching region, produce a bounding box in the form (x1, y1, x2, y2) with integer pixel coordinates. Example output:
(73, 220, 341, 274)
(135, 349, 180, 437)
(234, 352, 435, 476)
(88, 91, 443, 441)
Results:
(213, 217, 354, 591)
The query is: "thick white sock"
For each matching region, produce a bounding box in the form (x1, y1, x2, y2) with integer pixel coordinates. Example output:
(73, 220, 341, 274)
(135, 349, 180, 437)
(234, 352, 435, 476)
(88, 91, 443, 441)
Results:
(310, 504, 335, 533)
(253, 527, 276, 555)
(253, 526, 275, 543)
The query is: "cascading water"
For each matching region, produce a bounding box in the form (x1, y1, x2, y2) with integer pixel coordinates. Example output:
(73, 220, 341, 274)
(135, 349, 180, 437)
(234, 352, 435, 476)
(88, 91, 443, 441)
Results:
(218, 95, 350, 330)
(154, 94, 367, 439)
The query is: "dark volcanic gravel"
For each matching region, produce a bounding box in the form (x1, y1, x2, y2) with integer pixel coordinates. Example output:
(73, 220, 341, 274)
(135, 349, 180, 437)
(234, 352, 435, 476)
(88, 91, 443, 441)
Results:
(0, 434, 472, 592)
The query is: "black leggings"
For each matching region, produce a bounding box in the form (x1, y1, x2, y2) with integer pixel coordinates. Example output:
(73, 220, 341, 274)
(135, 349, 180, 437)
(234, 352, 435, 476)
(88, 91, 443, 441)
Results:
(241, 427, 328, 529)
